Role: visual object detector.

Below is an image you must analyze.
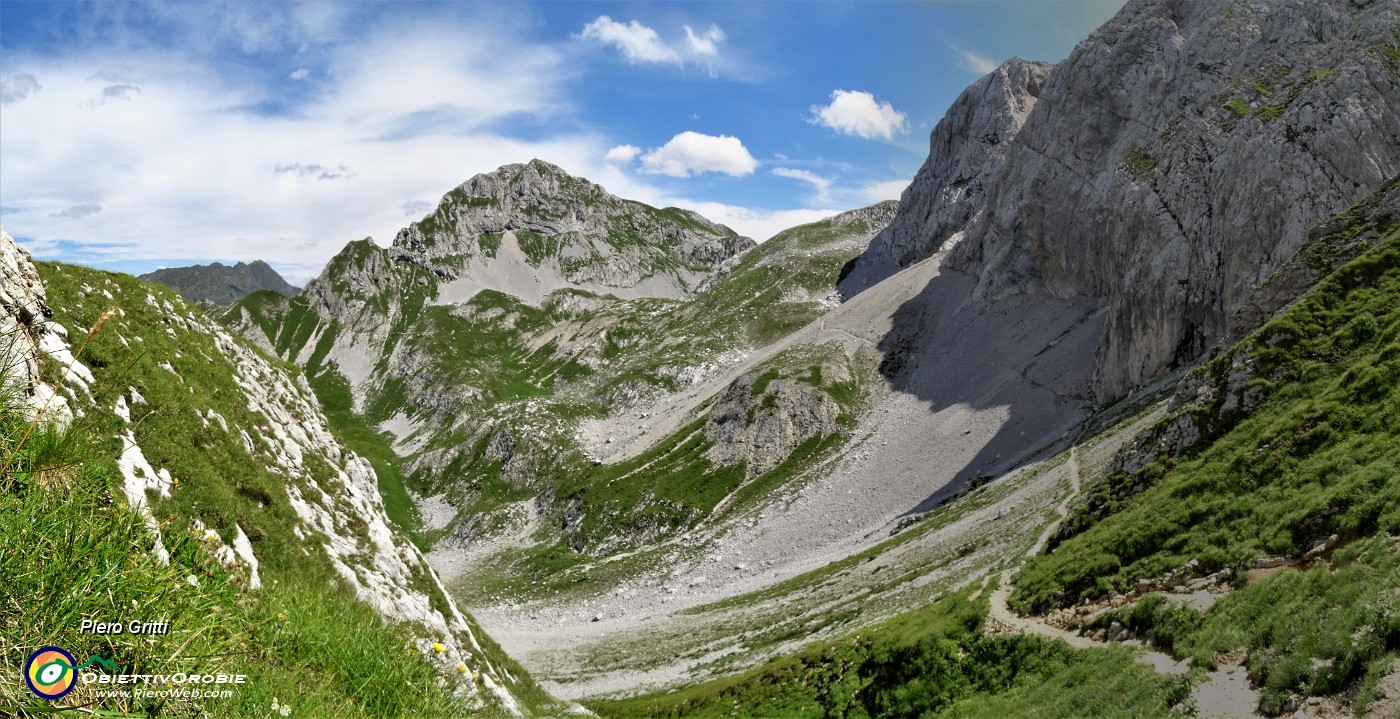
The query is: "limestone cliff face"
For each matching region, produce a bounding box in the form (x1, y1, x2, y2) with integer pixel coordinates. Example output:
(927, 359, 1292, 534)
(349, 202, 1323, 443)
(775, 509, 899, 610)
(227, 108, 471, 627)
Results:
(841, 59, 1052, 294)
(0, 230, 52, 410)
(852, 0, 1400, 401)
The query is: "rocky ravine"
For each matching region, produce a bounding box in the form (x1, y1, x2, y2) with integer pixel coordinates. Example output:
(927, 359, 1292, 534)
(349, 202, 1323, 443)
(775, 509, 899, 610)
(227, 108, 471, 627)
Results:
(849, 0, 1400, 402)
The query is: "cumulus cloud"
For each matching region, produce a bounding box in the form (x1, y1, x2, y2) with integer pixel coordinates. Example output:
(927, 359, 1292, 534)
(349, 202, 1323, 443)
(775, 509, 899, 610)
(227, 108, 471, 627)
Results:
(860, 179, 911, 203)
(1, 74, 41, 104)
(0, 10, 818, 283)
(0, 14, 584, 283)
(637, 131, 758, 178)
(288, 68, 311, 81)
(577, 16, 727, 73)
(50, 202, 103, 219)
(604, 144, 642, 164)
(674, 201, 837, 243)
(808, 90, 908, 140)
(771, 167, 833, 203)
(684, 24, 725, 57)
(954, 46, 999, 74)
(578, 16, 678, 64)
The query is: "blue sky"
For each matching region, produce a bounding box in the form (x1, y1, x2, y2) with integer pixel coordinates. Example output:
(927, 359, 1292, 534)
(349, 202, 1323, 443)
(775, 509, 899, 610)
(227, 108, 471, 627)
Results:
(0, 1, 1124, 284)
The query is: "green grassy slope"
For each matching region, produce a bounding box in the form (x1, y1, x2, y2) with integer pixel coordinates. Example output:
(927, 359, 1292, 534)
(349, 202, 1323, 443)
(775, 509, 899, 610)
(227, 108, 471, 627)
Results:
(0, 263, 554, 716)
(591, 587, 1188, 719)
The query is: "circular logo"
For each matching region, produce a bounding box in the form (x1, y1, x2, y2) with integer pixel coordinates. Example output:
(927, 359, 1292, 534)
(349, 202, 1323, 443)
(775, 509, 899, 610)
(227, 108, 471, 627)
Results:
(25, 646, 77, 700)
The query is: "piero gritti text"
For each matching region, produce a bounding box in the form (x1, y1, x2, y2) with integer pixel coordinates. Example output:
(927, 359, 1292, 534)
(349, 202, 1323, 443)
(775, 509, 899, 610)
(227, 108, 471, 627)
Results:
(79, 619, 171, 636)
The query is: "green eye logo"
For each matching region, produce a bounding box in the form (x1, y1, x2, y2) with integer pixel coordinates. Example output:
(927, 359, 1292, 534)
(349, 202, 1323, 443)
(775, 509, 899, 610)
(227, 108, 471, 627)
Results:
(25, 646, 77, 700)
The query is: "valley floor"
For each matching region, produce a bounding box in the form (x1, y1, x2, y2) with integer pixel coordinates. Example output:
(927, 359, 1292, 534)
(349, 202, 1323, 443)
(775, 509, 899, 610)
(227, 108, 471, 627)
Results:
(429, 398, 1163, 700)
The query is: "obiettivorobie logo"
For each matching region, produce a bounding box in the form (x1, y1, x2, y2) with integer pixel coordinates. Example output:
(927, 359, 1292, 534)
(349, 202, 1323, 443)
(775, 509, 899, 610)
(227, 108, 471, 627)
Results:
(24, 646, 121, 700)
(18, 644, 248, 706)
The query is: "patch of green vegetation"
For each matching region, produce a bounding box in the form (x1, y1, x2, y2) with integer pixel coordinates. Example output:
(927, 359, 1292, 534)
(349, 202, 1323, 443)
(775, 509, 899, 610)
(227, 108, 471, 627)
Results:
(1369, 32, 1400, 76)
(592, 588, 1188, 719)
(751, 367, 781, 396)
(515, 230, 564, 265)
(1123, 147, 1158, 179)
(478, 232, 503, 257)
(1223, 98, 1251, 118)
(559, 418, 743, 549)
(308, 366, 424, 545)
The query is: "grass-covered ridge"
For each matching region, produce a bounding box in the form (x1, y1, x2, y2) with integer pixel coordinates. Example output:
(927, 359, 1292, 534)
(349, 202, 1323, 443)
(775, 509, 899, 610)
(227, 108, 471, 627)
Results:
(0, 260, 555, 716)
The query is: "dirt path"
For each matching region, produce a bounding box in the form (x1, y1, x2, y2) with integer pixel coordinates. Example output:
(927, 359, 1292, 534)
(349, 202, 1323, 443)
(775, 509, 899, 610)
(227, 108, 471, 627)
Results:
(985, 448, 1189, 671)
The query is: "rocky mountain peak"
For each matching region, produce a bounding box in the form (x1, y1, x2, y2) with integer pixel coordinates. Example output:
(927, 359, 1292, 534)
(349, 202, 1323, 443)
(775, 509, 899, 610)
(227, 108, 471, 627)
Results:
(140, 259, 300, 306)
(838, 57, 1053, 293)
(387, 161, 754, 303)
(847, 0, 1400, 401)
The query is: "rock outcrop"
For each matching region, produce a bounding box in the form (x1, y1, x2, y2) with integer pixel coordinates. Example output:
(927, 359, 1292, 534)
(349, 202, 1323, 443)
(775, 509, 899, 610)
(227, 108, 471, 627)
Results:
(849, 0, 1400, 402)
(703, 371, 843, 477)
(0, 229, 52, 410)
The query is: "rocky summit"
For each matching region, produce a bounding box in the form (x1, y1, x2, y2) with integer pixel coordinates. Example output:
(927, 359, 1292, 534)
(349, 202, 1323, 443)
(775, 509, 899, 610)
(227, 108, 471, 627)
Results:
(140, 259, 299, 306)
(392, 159, 754, 304)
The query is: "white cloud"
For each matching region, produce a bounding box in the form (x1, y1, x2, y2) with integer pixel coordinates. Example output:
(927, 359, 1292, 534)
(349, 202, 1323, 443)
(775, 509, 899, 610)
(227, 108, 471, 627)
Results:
(50, 202, 103, 219)
(0, 13, 824, 283)
(954, 46, 999, 75)
(771, 167, 833, 204)
(860, 179, 910, 203)
(637, 131, 758, 178)
(288, 67, 311, 81)
(577, 16, 727, 74)
(93, 83, 140, 105)
(0, 18, 584, 284)
(578, 16, 678, 64)
(684, 24, 725, 57)
(1, 73, 41, 104)
(274, 162, 352, 180)
(672, 201, 837, 243)
(808, 90, 908, 141)
(604, 144, 641, 164)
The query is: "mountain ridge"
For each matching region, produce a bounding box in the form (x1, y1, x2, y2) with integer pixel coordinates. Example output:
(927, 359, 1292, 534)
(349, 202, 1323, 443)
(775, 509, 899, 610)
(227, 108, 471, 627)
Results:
(140, 259, 300, 306)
